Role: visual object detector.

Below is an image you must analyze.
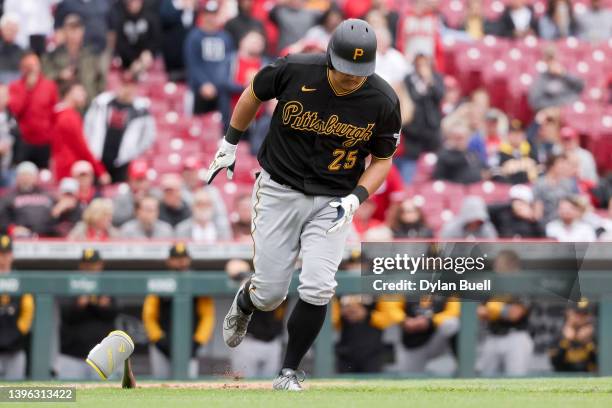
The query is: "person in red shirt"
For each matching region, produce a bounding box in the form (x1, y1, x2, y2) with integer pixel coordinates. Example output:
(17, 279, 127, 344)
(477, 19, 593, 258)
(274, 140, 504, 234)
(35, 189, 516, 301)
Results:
(8, 51, 59, 168)
(50, 82, 110, 183)
(370, 163, 404, 222)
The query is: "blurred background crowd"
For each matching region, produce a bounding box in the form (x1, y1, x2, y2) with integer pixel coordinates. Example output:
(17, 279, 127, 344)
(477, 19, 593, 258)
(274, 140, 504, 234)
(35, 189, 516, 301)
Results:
(0, 0, 610, 380)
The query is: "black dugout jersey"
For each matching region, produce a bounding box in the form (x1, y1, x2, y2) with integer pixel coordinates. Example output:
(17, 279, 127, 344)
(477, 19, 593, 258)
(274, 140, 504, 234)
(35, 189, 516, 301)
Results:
(251, 53, 401, 196)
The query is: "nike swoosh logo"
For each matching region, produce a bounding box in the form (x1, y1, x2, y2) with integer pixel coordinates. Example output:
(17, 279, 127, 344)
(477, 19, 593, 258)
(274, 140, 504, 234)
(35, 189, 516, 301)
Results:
(301, 85, 316, 92)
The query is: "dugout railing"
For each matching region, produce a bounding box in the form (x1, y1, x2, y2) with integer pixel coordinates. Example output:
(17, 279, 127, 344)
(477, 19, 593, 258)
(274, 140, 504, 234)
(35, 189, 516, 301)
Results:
(1, 271, 611, 380)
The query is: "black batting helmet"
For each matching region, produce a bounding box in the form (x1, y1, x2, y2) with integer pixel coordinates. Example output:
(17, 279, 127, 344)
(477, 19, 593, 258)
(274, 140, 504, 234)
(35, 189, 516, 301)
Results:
(327, 19, 377, 77)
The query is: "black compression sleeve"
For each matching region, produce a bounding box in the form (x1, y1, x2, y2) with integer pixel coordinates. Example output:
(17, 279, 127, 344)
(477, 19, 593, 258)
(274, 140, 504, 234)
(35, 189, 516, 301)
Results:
(225, 125, 244, 145)
(352, 185, 369, 204)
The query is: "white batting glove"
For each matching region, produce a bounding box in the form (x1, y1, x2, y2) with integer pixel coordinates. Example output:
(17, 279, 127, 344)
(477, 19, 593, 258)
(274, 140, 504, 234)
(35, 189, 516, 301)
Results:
(327, 194, 360, 234)
(206, 139, 237, 183)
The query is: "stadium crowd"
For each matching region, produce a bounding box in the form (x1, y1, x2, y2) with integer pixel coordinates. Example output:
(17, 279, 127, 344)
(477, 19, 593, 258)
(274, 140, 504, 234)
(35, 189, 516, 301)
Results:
(0, 0, 610, 379)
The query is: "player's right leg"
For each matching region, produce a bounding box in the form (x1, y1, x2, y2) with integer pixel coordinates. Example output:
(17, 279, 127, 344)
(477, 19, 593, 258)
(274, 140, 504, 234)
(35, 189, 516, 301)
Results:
(223, 171, 308, 347)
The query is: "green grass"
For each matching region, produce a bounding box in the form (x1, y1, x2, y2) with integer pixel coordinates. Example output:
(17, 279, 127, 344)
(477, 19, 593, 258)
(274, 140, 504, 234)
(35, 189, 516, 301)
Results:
(4, 378, 612, 408)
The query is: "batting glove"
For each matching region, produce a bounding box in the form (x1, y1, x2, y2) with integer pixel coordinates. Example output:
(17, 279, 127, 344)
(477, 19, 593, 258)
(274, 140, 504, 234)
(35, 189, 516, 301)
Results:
(206, 139, 237, 183)
(327, 194, 360, 234)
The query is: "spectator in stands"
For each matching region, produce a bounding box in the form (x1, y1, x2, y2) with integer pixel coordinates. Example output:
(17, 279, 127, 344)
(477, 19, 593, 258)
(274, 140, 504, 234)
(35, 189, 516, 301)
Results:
(333, 295, 404, 373)
(545, 196, 596, 242)
(3, 0, 54, 54)
(577, 0, 612, 43)
(158, 173, 191, 228)
(43, 15, 105, 105)
(54, 0, 114, 55)
(185, 0, 234, 124)
(374, 26, 409, 90)
(528, 47, 584, 111)
(0, 83, 18, 187)
(0, 235, 34, 380)
(538, 0, 579, 40)
(231, 193, 252, 242)
(460, 0, 495, 40)
(120, 195, 174, 239)
(527, 107, 562, 164)
(494, 119, 538, 184)
(558, 127, 598, 184)
(160, 0, 197, 81)
(224, 0, 265, 48)
(270, 0, 319, 52)
(370, 164, 404, 223)
(143, 243, 215, 379)
(479, 109, 507, 167)
(112, 160, 156, 226)
(494, 0, 537, 38)
(51, 178, 83, 237)
(84, 68, 156, 183)
(175, 189, 222, 242)
(388, 198, 434, 239)
(50, 82, 109, 183)
(361, 0, 399, 44)
(0, 162, 55, 237)
(440, 76, 462, 116)
(226, 259, 287, 378)
(68, 197, 119, 240)
(433, 126, 485, 185)
(533, 154, 576, 224)
(478, 250, 533, 376)
(399, 53, 445, 183)
(550, 299, 597, 372)
(0, 13, 23, 84)
(57, 248, 117, 379)
(296, 4, 343, 51)
(396, 0, 444, 70)
(228, 30, 267, 113)
(8, 52, 59, 168)
(353, 199, 384, 237)
(112, 0, 161, 70)
(398, 296, 460, 374)
(441, 196, 498, 239)
(70, 161, 102, 206)
(488, 184, 545, 238)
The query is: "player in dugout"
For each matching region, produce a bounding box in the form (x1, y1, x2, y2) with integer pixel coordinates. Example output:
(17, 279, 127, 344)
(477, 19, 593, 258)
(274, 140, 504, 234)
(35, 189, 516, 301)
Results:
(398, 295, 461, 374)
(0, 235, 34, 380)
(477, 250, 534, 376)
(57, 248, 118, 379)
(143, 243, 214, 379)
(332, 294, 404, 373)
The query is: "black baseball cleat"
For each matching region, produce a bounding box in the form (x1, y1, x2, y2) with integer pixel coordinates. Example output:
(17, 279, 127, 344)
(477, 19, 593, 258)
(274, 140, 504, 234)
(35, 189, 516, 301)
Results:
(223, 280, 252, 347)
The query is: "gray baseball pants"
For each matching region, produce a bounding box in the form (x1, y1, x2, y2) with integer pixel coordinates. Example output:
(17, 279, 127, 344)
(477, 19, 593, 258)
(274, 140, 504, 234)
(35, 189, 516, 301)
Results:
(248, 169, 351, 310)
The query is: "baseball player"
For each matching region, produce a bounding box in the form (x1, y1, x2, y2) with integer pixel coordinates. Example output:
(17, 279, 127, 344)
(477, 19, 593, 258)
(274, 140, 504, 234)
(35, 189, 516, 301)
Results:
(206, 19, 401, 390)
(0, 235, 34, 380)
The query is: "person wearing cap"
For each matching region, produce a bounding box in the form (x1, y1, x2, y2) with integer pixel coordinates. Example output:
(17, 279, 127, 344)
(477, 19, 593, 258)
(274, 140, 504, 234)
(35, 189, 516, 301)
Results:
(0, 235, 34, 379)
(0, 161, 56, 237)
(42, 14, 106, 104)
(156, 173, 190, 228)
(495, 119, 539, 185)
(84, 67, 156, 183)
(0, 83, 19, 187)
(50, 81, 110, 183)
(70, 160, 103, 205)
(120, 195, 174, 239)
(558, 126, 598, 184)
(545, 195, 596, 242)
(142, 243, 215, 378)
(112, 160, 161, 226)
(488, 184, 545, 238)
(53, 0, 113, 55)
(550, 298, 597, 372)
(112, 0, 161, 70)
(441, 196, 498, 239)
(478, 250, 534, 376)
(56, 248, 119, 379)
(51, 178, 85, 237)
(8, 51, 59, 168)
(205, 18, 401, 389)
(184, 0, 234, 124)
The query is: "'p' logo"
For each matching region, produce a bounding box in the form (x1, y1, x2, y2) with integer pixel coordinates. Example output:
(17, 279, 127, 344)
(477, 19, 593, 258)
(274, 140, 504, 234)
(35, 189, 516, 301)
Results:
(353, 48, 364, 60)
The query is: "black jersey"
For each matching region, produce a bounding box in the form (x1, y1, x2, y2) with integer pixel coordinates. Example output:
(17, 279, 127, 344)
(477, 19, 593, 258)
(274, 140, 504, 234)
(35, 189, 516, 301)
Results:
(251, 53, 401, 196)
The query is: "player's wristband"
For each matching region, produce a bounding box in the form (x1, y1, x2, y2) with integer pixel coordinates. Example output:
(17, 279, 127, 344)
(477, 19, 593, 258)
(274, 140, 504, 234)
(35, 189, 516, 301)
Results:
(225, 125, 244, 145)
(352, 185, 369, 204)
